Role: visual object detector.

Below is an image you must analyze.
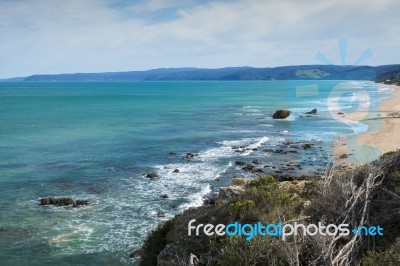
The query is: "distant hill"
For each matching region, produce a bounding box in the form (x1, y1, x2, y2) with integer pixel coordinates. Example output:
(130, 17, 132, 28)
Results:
(2, 65, 400, 84)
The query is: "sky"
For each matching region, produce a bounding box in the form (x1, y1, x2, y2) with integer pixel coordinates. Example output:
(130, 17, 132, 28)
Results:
(0, 0, 399, 79)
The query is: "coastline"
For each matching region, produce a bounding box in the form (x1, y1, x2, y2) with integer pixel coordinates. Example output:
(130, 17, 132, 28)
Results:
(333, 83, 400, 164)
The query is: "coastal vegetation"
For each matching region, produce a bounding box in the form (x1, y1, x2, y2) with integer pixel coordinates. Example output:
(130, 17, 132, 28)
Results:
(139, 150, 400, 265)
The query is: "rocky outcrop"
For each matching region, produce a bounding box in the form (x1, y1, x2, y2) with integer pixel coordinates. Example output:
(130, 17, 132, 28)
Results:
(215, 185, 245, 206)
(272, 110, 291, 119)
(231, 177, 251, 186)
(39, 197, 89, 207)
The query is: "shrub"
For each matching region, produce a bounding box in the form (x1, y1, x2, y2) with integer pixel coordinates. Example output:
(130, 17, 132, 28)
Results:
(140, 219, 174, 266)
(361, 250, 400, 266)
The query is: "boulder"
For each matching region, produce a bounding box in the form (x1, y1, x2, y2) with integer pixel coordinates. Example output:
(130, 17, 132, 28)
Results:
(146, 172, 159, 179)
(161, 194, 169, 199)
(272, 110, 291, 119)
(157, 211, 165, 217)
(252, 159, 259, 164)
(235, 160, 246, 166)
(172, 169, 179, 173)
(305, 108, 317, 114)
(215, 185, 245, 206)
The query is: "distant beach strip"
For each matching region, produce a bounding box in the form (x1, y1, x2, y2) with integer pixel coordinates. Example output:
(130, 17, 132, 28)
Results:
(333, 83, 400, 164)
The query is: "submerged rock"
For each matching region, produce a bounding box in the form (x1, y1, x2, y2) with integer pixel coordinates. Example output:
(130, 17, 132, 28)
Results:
(272, 110, 291, 119)
(0, 227, 5, 232)
(235, 160, 246, 166)
(161, 194, 169, 199)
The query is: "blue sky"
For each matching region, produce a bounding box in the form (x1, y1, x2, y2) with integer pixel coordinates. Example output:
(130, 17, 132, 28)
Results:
(0, 0, 399, 78)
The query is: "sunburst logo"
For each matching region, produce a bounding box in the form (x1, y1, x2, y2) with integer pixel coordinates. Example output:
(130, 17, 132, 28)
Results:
(288, 39, 382, 163)
(315, 39, 372, 66)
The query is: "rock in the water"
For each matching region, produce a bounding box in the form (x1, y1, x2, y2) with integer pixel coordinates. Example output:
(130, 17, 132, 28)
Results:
(305, 108, 317, 114)
(40, 197, 50, 205)
(0, 227, 5, 232)
(272, 110, 291, 119)
(39, 197, 88, 207)
(74, 200, 89, 207)
(339, 154, 348, 159)
(172, 169, 179, 173)
(157, 211, 165, 217)
(146, 172, 159, 179)
(242, 164, 255, 172)
(161, 194, 169, 199)
(303, 144, 313, 149)
(337, 112, 345, 115)
(168, 152, 177, 156)
(252, 159, 259, 164)
(235, 160, 246, 166)
(184, 152, 198, 159)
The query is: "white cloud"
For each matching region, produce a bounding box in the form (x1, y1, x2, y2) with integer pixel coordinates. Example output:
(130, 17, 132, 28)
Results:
(0, 0, 399, 78)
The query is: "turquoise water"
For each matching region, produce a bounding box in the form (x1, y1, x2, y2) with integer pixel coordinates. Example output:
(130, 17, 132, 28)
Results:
(0, 81, 389, 265)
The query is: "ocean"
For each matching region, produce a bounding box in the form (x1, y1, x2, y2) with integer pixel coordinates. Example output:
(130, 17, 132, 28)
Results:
(0, 80, 392, 265)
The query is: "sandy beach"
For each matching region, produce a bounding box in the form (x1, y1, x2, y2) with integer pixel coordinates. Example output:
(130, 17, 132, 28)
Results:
(333, 83, 400, 164)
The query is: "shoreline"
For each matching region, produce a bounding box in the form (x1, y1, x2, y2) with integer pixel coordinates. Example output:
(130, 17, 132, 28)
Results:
(333, 83, 400, 164)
